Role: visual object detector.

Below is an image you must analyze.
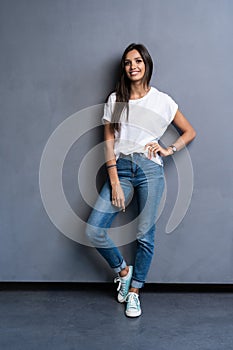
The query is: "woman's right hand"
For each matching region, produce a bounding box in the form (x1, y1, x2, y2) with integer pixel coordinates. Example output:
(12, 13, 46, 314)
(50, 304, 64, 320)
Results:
(111, 182, 125, 212)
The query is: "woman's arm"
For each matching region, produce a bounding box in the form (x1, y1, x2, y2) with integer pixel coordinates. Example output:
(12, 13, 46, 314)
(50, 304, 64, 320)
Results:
(145, 109, 196, 158)
(104, 123, 119, 184)
(169, 109, 196, 152)
(104, 123, 125, 211)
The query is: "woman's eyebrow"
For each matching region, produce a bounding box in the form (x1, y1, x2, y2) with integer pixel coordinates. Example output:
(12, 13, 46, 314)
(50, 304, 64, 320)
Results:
(125, 57, 142, 62)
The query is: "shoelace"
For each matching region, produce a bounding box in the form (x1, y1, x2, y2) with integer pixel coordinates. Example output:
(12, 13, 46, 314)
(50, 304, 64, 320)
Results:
(126, 293, 140, 309)
(114, 276, 126, 294)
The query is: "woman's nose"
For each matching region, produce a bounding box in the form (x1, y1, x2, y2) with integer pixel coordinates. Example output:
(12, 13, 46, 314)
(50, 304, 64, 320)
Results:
(131, 62, 136, 69)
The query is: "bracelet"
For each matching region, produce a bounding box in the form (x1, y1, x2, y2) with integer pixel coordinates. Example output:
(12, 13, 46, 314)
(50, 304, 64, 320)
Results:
(106, 164, 117, 169)
(168, 145, 177, 154)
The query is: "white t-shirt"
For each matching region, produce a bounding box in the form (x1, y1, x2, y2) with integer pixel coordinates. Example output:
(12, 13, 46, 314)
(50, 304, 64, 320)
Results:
(102, 86, 178, 166)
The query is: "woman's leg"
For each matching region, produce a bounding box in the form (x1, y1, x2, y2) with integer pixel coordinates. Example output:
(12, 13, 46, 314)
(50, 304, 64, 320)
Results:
(124, 156, 165, 317)
(130, 157, 165, 289)
(86, 178, 134, 273)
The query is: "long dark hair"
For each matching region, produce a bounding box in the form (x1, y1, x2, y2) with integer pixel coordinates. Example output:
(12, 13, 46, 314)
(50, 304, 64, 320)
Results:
(110, 43, 153, 132)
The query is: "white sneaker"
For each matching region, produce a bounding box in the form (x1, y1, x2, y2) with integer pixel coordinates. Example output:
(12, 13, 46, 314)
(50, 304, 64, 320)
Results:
(114, 266, 133, 303)
(125, 292, 142, 317)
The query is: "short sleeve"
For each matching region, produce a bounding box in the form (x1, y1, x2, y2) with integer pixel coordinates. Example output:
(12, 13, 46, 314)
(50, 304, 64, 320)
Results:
(101, 92, 116, 125)
(165, 94, 178, 124)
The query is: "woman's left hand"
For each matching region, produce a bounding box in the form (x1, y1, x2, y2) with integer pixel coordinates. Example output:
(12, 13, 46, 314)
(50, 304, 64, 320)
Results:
(145, 142, 172, 159)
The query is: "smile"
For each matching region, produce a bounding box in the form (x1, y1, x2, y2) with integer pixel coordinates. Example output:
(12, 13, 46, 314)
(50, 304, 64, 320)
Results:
(130, 71, 140, 76)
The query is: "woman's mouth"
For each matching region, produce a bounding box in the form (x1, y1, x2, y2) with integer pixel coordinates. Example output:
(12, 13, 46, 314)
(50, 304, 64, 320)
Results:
(130, 71, 140, 76)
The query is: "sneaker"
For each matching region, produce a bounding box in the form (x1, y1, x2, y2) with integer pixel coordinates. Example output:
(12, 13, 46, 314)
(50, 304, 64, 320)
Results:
(114, 265, 133, 303)
(125, 292, 142, 317)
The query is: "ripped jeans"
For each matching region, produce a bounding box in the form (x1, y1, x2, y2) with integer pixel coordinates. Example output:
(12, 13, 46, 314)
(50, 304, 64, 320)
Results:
(86, 153, 165, 288)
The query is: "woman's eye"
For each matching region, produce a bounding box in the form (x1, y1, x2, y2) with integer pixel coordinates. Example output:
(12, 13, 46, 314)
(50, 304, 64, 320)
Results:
(136, 59, 142, 63)
(124, 61, 130, 66)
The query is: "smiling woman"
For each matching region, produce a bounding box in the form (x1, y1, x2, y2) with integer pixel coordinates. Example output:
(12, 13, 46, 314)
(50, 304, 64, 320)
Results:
(124, 51, 146, 83)
(85, 43, 196, 318)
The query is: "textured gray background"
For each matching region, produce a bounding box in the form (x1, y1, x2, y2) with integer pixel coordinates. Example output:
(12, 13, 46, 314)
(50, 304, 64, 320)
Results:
(0, 0, 232, 282)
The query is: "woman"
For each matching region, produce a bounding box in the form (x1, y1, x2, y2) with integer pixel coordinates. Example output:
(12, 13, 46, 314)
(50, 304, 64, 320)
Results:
(86, 43, 196, 317)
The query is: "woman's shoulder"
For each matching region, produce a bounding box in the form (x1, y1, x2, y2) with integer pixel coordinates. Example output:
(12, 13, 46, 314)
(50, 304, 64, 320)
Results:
(105, 91, 116, 103)
(150, 86, 176, 103)
(150, 86, 169, 97)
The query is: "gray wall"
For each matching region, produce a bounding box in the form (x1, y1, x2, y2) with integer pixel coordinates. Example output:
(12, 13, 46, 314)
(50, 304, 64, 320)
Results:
(0, 0, 232, 283)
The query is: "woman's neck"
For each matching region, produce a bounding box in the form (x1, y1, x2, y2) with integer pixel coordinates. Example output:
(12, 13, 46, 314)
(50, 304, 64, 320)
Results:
(130, 83, 150, 100)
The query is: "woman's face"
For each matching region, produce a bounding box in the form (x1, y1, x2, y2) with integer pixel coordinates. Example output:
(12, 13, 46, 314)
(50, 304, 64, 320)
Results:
(124, 49, 146, 83)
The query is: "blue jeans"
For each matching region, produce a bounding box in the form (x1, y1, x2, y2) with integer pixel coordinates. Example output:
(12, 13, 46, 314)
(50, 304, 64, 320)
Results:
(86, 153, 165, 289)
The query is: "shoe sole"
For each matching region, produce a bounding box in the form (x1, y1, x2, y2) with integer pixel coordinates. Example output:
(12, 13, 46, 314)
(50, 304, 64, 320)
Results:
(125, 310, 142, 318)
(118, 295, 127, 303)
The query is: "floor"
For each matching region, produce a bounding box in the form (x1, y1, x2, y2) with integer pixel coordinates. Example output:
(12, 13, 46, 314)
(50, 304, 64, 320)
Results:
(0, 284, 233, 350)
